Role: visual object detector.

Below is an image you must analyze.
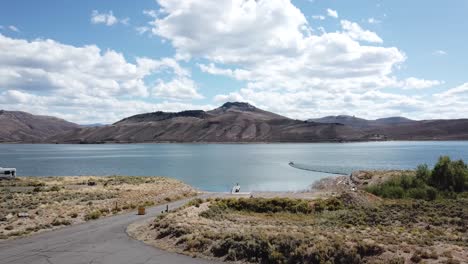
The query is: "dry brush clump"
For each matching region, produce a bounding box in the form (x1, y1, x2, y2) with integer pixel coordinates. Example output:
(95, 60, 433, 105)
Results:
(144, 196, 467, 264)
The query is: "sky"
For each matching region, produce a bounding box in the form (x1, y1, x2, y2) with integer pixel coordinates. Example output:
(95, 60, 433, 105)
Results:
(1, 0, 468, 124)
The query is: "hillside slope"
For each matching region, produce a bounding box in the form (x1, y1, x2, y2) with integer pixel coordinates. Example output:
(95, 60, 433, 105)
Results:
(0, 110, 79, 143)
(47, 103, 365, 143)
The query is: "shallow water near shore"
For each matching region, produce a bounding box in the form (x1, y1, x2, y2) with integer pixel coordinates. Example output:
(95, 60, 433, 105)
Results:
(1, 141, 468, 192)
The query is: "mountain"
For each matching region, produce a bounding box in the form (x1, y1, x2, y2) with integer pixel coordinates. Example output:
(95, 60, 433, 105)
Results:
(47, 102, 364, 143)
(308, 115, 415, 128)
(4, 104, 468, 143)
(308, 115, 371, 128)
(368, 119, 468, 140)
(0, 110, 79, 143)
(309, 115, 468, 140)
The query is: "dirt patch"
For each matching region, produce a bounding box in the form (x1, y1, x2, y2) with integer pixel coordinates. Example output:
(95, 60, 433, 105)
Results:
(351, 170, 415, 187)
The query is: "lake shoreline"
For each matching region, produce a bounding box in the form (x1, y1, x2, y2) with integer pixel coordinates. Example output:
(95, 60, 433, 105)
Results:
(3, 138, 468, 144)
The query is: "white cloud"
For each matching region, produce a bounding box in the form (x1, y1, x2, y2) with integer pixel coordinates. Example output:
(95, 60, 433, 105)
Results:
(136, 26, 150, 35)
(311, 15, 325, 20)
(0, 34, 203, 123)
(433, 50, 447, 56)
(153, 77, 203, 100)
(146, 0, 455, 120)
(91, 10, 128, 26)
(143, 9, 159, 18)
(340, 20, 383, 43)
(8, 25, 19, 32)
(367, 18, 381, 24)
(120, 17, 130, 26)
(436, 83, 468, 97)
(327, 8, 338, 18)
(398, 77, 443, 90)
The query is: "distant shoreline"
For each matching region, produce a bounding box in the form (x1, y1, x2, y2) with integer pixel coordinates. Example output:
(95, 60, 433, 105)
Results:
(2, 139, 468, 145)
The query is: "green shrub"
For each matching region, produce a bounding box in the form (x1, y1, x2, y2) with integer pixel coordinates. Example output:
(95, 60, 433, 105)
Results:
(367, 156, 468, 200)
(416, 164, 431, 183)
(431, 156, 468, 192)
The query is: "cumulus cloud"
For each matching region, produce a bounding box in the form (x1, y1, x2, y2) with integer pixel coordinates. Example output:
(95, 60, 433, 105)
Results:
(153, 77, 203, 100)
(91, 10, 128, 26)
(341, 20, 383, 43)
(327, 8, 338, 18)
(0, 34, 204, 123)
(146, 0, 452, 120)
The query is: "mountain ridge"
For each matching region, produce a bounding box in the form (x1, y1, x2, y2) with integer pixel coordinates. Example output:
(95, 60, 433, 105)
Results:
(2, 103, 468, 143)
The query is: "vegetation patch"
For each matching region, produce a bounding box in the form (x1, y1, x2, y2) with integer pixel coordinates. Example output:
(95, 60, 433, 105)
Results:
(137, 157, 468, 264)
(366, 156, 468, 200)
(0, 176, 197, 240)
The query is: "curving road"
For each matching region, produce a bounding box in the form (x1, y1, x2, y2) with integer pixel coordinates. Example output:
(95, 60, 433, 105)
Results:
(0, 195, 223, 264)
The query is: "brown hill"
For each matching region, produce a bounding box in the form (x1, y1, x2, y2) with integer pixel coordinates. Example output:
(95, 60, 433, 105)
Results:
(367, 119, 468, 140)
(0, 110, 79, 143)
(47, 102, 365, 143)
(5, 103, 468, 143)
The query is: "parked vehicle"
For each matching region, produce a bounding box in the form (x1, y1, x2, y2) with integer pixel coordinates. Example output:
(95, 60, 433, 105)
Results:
(0, 167, 16, 179)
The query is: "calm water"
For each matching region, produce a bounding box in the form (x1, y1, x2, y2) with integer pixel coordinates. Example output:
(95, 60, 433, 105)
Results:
(1, 142, 467, 192)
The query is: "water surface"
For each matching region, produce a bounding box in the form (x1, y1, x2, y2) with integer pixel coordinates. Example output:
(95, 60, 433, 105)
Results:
(1, 142, 467, 192)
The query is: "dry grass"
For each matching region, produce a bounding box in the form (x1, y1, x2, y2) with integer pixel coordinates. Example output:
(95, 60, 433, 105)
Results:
(131, 196, 467, 264)
(0, 176, 197, 240)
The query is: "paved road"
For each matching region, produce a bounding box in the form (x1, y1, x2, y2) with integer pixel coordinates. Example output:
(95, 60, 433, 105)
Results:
(0, 195, 223, 264)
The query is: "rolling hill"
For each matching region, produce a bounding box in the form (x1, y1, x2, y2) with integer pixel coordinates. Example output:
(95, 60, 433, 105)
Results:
(3, 103, 468, 143)
(0, 110, 79, 143)
(47, 102, 365, 143)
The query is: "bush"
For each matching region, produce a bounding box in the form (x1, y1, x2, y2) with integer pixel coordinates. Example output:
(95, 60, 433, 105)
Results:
(51, 219, 71, 226)
(187, 198, 204, 208)
(33, 186, 43, 192)
(431, 156, 468, 192)
(69, 212, 78, 218)
(218, 198, 313, 214)
(84, 210, 101, 221)
(49, 186, 61, 192)
(367, 157, 468, 199)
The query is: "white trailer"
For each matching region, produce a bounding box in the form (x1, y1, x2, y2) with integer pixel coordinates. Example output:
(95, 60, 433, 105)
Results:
(0, 167, 16, 179)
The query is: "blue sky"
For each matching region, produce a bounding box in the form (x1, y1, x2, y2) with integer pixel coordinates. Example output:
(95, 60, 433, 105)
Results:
(1, 0, 467, 123)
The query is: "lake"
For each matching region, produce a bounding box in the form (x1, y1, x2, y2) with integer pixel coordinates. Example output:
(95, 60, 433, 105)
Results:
(1, 142, 467, 192)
